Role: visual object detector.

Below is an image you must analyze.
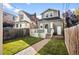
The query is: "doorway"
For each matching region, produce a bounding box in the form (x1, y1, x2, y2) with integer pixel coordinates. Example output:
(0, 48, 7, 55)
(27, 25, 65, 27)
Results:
(57, 26, 62, 35)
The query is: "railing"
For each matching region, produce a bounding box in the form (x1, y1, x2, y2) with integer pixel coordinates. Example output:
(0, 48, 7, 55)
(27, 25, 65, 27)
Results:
(64, 24, 79, 55)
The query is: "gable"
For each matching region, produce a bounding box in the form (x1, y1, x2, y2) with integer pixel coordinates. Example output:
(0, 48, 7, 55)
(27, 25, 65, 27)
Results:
(18, 11, 32, 23)
(41, 9, 58, 15)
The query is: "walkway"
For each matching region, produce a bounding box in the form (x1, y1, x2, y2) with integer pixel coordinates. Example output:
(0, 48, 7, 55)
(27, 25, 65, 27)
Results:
(15, 39, 50, 55)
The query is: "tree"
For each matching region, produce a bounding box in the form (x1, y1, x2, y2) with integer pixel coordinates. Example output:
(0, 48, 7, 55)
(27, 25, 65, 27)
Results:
(74, 8, 79, 16)
(74, 8, 79, 22)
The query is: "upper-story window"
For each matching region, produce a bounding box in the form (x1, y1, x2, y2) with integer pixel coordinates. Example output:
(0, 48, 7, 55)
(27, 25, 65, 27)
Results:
(16, 24, 18, 27)
(46, 14, 48, 18)
(50, 13, 53, 17)
(19, 14, 23, 19)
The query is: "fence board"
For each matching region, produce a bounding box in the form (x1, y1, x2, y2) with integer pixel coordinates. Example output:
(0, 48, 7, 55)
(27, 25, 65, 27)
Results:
(3, 28, 29, 40)
(64, 24, 79, 55)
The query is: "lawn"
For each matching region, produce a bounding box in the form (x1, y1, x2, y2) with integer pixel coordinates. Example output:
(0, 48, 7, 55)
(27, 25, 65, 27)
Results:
(38, 38, 68, 55)
(3, 36, 42, 55)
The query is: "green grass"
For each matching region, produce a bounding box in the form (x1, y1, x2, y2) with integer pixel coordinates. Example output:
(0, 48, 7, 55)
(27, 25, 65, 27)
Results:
(38, 39, 68, 55)
(3, 36, 41, 55)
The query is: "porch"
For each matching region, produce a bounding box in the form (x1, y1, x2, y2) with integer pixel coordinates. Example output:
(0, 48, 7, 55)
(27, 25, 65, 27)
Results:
(30, 28, 63, 39)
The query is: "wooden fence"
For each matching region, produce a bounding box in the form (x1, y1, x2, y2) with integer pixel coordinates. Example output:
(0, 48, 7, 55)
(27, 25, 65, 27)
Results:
(64, 24, 79, 55)
(3, 28, 29, 40)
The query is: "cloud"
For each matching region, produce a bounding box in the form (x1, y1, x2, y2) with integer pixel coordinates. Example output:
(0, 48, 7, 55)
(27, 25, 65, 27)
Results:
(3, 3, 14, 9)
(3, 3, 21, 14)
(37, 15, 42, 19)
(14, 8, 21, 13)
(70, 9, 75, 11)
(26, 3, 31, 5)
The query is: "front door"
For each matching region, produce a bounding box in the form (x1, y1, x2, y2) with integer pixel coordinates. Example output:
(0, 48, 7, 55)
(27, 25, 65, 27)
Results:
(45, 24, 51, 34)
(57, 26, 62, 35)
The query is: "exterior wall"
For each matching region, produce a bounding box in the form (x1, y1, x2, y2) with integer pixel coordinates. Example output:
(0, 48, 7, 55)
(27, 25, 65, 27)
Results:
(42, 10, 59, 18)
(53, 21, 63, 35)
(14, 11, 31, 29)
(30, 28, 54, 38)
(14, 11, 37, 29)
(37, 19, 63, 35)
(30, 29, 47, 38)
(18, 11, 31, 23)
(14, 16, 19, 22)
(38, 20, 53, 29)
(14, 22, 30, 29)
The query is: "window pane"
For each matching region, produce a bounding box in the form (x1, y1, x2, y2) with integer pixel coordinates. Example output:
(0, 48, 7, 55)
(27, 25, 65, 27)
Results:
(20, 24, 22, 27)
(16, 24, 18, 27)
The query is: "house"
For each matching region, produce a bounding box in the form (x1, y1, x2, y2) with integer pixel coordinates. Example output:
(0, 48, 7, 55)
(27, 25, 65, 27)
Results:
(13, 10, 38, 37)
(37, 9, 64, 36)
(13, 10, 37, 29)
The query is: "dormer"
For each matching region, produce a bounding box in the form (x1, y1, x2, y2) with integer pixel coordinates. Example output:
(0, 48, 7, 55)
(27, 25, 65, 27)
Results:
(41, 9, 60, 19)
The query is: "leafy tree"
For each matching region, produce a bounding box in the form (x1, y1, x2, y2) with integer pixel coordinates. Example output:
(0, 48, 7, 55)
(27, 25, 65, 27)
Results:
(74, 8, 79, 16)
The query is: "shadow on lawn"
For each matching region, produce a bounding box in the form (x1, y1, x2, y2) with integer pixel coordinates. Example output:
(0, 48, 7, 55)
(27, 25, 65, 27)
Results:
(3, 36, 42, 46)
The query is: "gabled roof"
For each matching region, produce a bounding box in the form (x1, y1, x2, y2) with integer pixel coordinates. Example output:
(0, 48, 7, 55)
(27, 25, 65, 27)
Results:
(20, 10, 37, 22)
(41, 8, 59, 15)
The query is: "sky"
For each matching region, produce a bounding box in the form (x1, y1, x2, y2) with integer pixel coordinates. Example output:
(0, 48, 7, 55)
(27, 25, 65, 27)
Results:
(3, 3, 79, 18)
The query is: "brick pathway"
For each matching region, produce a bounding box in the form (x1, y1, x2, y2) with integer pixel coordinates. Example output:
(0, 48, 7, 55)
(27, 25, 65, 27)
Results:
(15, 39, 50, 55)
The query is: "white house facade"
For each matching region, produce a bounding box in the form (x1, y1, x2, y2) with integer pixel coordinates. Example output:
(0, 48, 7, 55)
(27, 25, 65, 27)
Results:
(13, 10, 37, 29)
(37, 9, 63, 36)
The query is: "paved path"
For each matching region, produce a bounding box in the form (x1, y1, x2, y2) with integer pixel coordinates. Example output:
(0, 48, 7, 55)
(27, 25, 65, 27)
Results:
(15, 39, 50, 55)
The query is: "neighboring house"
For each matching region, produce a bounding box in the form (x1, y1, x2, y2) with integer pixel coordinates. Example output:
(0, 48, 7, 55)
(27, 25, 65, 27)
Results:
(37, 9, 64, 35)
(13, 10, 37, 29)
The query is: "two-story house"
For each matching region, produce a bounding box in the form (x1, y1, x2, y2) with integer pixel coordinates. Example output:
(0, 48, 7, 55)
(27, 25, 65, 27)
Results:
(13, 10, 37, 29)
(37, 9, 64, 36)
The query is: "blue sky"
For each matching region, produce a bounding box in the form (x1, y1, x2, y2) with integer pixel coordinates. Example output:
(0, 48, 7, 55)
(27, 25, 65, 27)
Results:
(3, 3, 79, 18)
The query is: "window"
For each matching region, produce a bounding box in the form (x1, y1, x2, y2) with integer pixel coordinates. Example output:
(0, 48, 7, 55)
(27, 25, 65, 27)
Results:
(45, 24, 48, 29)
(50, 13, 53, 17)
(16, 24, 18, 27)
(40, 26, 42, 28)
(46, 14, 48, 17)
(19, 14, 23, 19)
